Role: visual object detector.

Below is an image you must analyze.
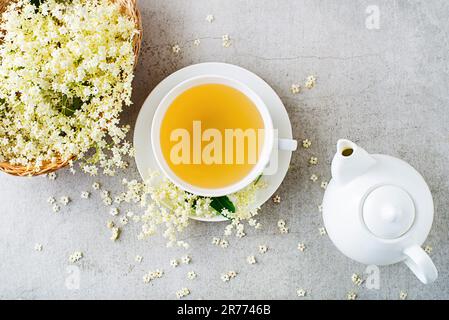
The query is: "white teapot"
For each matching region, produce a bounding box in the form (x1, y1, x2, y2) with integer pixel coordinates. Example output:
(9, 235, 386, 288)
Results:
(322, 139, 438, 284)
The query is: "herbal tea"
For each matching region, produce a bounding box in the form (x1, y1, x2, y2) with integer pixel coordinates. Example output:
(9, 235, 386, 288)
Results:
(160, 84, 265, 189)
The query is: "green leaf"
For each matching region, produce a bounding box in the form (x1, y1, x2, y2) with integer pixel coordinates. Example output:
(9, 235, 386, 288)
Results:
(210, 196, 236, 215)
(30, 0, 43, 8)
(59, 95, 83, 117)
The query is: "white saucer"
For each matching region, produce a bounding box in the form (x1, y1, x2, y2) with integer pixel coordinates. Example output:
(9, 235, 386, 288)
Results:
(133, 63, 294, 222)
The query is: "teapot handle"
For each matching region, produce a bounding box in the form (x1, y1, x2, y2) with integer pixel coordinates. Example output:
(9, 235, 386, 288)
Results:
(403, 245, 438, 284)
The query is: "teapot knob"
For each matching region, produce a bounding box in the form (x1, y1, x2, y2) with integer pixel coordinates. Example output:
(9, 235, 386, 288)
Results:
(362, 185, 415, 239)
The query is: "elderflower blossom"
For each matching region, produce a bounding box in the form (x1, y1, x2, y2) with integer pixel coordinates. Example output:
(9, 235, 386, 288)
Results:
(0, 0, 138, 173)
(69, 251, 83, 263)
(130, 171, 265, 247)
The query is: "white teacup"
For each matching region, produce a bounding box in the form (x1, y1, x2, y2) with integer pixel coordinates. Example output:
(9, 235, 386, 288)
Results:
(151, 75, 297, 197)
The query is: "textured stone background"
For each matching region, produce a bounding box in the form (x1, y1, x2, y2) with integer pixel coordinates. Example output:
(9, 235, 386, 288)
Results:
(0, 0, 448, 299)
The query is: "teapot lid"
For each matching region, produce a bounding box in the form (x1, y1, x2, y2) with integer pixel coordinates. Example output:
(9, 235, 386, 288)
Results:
(362, 185, 415, 239)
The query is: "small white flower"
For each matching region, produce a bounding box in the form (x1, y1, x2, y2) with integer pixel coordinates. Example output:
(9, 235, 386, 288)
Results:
(59, 196, 70, 206)
(297, 288, 307, 297)
(109, 207, 119, 216)
(106, 221, 115, 229)
(246, 255, 256, 265)
(351, 273, 363, 286)
(206, 14, 215, 23)
(290, 84, 301, 94)
(321, 181, 328, 189)
(187, 271, 197, 280)
(92, 182, 100, 190)
(101, 190, 109, 199)
(110, 227, 120, 241)
(69, 167, 76, 175)
(135, 255, 143, 263)
(193, 39, 201, 46)
(272, 195, 281, 203)
(170, 259, 179, 268)
(227, 270, 237, 278)
(47, 196, 55, 204)
(220, 239, 229, 248)
(222, 34, 231, 48)
(309, 156, 318, 165)
(181, 255, 191, 264)
(279, 226, 289, 234)
(212, 237, 220, 245)
(81, 191, 90, 199)
(103, 197, 112, 206)
(172, 44, 181, 54)
(305, 75, 317, 89)
(52, 204, 60, 213)
(221, 273, 230, 282)
(319, 227, 327, 236)
(277, 219, 286, 228)
(259, 245, 268, 254)
(48, 172, 57, 180)
(310, 174, 318, 182)
(347, 292, 357, 300)
(120, 216, 128, 225)
(399, 291, 408, 300)
(297, 243, 306, 252)
(302, 139, 312, 148)
(69, 251, 83, 263)
(424, 245, 433, 254)
(34, 243, 43, 252)
(175, 287, 190, 299)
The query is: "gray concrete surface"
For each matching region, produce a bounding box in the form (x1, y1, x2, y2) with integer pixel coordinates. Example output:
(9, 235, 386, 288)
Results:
(1, 0, 449, 299)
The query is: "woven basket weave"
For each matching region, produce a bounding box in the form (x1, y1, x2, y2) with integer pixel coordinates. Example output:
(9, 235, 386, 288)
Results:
(0, 0, 142, 176)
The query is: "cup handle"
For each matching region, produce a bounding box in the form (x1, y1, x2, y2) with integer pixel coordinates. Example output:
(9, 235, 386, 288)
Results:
(403, 245, 438, 284)
(278, 138, 297, 151)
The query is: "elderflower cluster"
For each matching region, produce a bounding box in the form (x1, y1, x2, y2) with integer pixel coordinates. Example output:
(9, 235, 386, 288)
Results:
(130, 171, 265, 247)
(0, 0, 138, 174)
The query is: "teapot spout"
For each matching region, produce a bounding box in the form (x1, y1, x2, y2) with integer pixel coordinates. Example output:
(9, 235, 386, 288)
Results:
(331, 139, 376, 185)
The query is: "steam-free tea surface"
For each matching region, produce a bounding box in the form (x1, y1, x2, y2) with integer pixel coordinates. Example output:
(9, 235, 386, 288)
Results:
(160, 84, 264, 189)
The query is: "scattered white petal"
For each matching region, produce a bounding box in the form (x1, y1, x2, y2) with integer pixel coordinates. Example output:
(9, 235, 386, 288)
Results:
(110, 227, 120, 241)
(181, 255, 191, 264)
(319, 227, 327, 236)
(309, 156, 318, 165)
(399, 291, 408, 300)
(69, 251, 83, 263)
(259, 245, 268, 254)
(297, 288, 307, 297)
(59, 196, 70, 206)
(246, 255, 256, 265)
(172, 44, 181, 54)
(34, 243, 43, 252)
(187, 271, 197, 280)
(347, 292, 357, 300)
(302, 139, 312, 148)
(297, 243, 306, 252)
(109, 207, 119, 216)
(170, 259, 179, 268)
(290, 84, 301, 94)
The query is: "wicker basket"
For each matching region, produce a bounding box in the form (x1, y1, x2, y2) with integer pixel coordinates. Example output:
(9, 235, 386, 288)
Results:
(0, 0, 142, 176)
